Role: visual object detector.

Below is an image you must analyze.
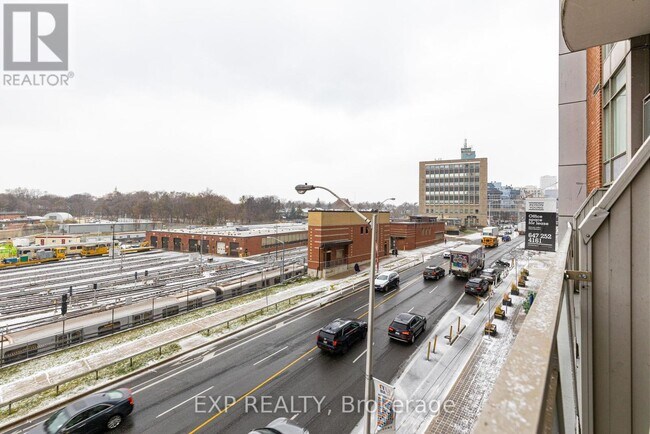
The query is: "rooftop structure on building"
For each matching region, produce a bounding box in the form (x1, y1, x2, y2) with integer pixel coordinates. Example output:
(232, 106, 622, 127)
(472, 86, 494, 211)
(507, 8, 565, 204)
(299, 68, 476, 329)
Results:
(160, 222, 307, 237)
(43, 212, 74, 222)
(460, 138, 476, 160)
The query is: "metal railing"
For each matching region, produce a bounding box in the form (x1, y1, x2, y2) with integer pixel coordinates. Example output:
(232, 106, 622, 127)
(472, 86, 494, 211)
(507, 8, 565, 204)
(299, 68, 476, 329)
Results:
(323, 258, 347, 269)
(475, 227, 578, 433)
(0, 266, 307, 366)
(0, 290, 320, 420)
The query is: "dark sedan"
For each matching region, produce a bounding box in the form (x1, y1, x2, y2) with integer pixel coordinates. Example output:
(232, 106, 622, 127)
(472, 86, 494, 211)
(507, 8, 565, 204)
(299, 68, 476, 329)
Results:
(32, 389, 134, 434)
(464, 277, 490, 296)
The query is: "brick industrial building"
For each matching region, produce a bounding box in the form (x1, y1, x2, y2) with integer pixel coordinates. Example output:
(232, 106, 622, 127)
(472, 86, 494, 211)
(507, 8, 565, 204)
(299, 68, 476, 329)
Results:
(147, 223, 307, 257)
(307, 211, 391, 277)
(419, 140, 488, 227)
(389, 215, 445, 250)
(307, 211, 445, 277)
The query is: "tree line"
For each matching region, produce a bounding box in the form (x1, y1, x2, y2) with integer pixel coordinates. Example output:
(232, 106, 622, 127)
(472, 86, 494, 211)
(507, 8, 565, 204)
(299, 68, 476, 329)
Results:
(0, 188, 419, 225)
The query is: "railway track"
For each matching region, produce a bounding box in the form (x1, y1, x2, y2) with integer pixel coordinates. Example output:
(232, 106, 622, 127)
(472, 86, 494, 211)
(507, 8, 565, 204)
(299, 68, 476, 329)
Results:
(0, 254, 307, 333)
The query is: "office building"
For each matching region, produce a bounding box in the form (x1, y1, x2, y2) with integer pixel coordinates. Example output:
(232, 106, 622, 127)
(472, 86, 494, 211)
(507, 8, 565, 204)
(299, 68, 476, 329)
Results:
(419, 142, 488, 227)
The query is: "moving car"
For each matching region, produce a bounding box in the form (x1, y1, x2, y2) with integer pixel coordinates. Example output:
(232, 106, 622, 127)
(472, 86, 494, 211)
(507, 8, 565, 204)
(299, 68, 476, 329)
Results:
(464, 277, 490, 296)
(442, 251, 451, 259)
(502, 235, 511, 242)
(374, 271, 399, 292)
(492, 259, 510, 270)
(423, 265, 445, 281)
(388, 313, 427, 344)
(316, 318, 367, 354)
(480, 268, 501, 285)
(248, 417, 310, 434)
(33, 389, 134, 433)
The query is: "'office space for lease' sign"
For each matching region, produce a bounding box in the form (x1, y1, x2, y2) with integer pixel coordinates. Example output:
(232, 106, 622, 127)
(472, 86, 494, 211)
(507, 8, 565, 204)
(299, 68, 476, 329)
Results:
(525, 198, 557, 252)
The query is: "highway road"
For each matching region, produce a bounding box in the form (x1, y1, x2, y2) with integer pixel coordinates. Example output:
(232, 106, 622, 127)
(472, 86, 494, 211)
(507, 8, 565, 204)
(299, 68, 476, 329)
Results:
(9, 239, 523, 434)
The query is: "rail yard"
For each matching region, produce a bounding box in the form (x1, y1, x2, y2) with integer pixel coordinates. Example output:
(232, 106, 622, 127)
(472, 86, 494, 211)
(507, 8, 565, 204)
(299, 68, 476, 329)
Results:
(0, 246, 307, 365)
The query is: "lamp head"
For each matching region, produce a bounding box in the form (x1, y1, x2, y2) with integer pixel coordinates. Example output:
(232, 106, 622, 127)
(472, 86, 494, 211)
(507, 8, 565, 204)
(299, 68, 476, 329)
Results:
(295, 184, 315, 194)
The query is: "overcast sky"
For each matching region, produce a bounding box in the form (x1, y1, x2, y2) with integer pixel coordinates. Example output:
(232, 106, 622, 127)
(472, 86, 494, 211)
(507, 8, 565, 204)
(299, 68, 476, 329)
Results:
(1, 0, 558, 204)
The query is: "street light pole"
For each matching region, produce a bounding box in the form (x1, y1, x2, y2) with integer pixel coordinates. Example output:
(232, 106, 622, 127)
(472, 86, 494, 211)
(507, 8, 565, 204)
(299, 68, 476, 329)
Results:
(266, 237, 285, 283)
(363, 212, 377, 434)
(296, 184, 390, 434)
(111, 224, 115, 260)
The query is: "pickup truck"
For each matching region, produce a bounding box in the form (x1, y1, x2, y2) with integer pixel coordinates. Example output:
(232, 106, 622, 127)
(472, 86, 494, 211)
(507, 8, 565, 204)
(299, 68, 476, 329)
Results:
(480, 268, 502, 285)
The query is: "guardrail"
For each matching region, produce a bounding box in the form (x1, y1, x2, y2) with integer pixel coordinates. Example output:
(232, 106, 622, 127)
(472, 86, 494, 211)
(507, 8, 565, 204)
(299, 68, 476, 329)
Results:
(0, 290, 319, 419)
(0, 267, 308, 366)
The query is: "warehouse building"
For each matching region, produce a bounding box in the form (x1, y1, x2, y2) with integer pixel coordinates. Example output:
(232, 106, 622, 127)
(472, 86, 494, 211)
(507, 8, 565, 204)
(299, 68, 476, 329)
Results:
(147, 223, 308, 257)
(307, 211, 445, 277)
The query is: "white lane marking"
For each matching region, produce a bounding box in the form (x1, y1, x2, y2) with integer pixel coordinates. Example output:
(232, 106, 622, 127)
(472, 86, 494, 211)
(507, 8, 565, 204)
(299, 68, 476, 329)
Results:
(290, 413, 299, 421)
(428, 285, 439, 294)
(407, 307, 414, 313)
(133, 324, 283, 394)
(253, 346, 288, 366)
(352, 349, 367, 364)
(310, 328, 321, 335)
(131, 270, 397, 394)
(156, 386, 213, 418)
(353, 303, 369, 312)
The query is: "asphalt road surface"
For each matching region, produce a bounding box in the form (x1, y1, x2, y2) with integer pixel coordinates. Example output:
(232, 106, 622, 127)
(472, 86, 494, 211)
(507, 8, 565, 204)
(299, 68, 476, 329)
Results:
(10, 239, 522, 434)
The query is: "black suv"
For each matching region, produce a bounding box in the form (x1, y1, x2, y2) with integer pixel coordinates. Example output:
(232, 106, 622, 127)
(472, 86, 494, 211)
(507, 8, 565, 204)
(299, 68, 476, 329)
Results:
(316, 318, 367, 354)
(34, 389, 134, 433)
(423, 266, 445, 281)
(464, 277, 490, 296)
(388, 313, 427, 344)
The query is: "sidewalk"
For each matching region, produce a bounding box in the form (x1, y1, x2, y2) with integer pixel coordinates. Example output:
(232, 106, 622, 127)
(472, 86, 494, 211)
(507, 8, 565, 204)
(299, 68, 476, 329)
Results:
(350, 242, 559, 434)
(424, 249, 557, 433)
(350, 239, 533, 434)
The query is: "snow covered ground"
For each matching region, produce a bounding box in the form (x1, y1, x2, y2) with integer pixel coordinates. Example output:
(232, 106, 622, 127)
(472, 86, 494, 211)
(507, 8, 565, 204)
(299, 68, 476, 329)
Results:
(348, 238, 562, 434)
(348, 241, 560, 434)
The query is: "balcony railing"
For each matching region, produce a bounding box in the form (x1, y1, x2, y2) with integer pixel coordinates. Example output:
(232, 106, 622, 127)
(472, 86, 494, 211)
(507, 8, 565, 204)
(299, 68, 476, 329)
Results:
(475, 226, 579, 433)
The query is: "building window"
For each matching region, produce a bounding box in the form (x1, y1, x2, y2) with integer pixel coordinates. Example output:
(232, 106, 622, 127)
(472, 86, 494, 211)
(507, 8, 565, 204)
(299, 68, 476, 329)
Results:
(602, 43, 614, 62)
(602, 64, 627, 185)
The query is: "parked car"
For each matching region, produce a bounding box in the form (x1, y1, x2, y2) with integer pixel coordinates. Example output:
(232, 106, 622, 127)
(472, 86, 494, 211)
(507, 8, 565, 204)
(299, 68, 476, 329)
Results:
(504, 230, 512, 235)
(442, 251, 451, 259)
(502, 235, 511, 242)
(374, 271, 399, 292)
(423, 265, 445, 281)
(464, 277, 490, 296)
(493, 259, 511, 269)
(316, 318, 367, 354)
(480, 268, 501, 284)
(248, 417, 310, 434)
(32, 389, 134, 434)
(388, 313, 427, 344)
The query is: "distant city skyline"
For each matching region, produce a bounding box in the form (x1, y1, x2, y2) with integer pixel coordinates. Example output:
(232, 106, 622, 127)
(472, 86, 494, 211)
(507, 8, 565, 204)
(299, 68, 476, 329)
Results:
(0, 1, 557, 204)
